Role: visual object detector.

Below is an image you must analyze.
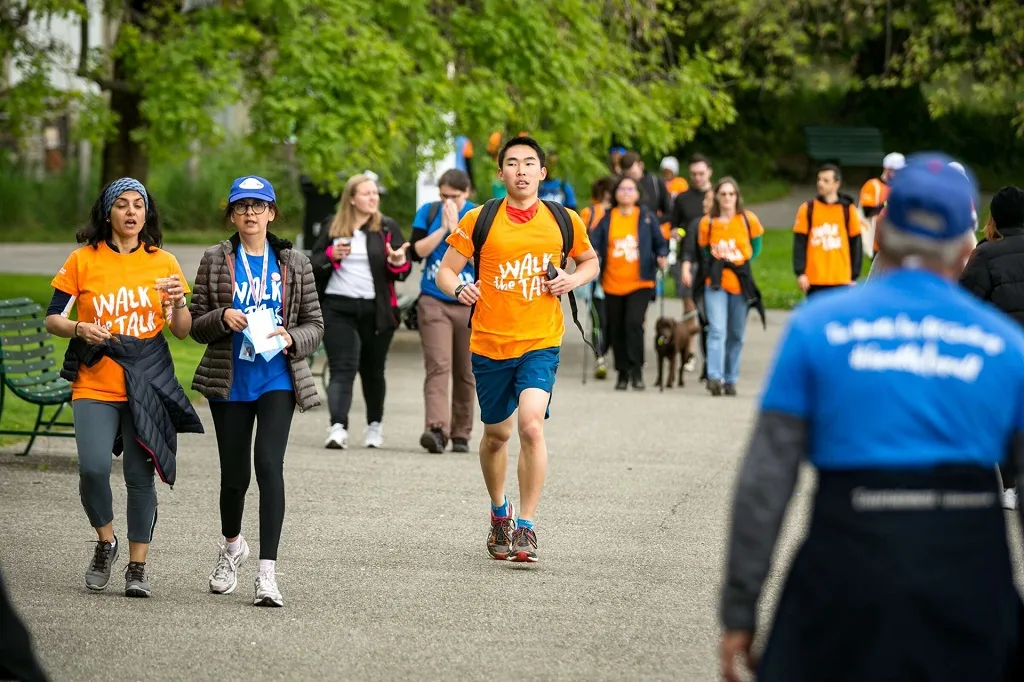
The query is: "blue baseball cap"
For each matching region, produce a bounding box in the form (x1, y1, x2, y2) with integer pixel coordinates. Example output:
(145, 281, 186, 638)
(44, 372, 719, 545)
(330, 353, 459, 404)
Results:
(228, 176, 276, 204)
(884, 152, 979, 242)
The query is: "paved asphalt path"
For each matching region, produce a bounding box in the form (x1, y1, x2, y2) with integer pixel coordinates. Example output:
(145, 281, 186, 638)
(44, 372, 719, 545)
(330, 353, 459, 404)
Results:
(2, 245, 1022, 681)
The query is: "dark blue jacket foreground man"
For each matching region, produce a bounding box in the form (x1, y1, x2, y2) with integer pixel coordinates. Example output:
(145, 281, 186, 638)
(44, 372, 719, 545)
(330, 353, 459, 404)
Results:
(719, 153, 1024, 682)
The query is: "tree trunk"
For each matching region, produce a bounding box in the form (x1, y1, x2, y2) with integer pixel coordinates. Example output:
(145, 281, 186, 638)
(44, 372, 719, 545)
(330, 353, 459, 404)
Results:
(99, 0, 150, 187)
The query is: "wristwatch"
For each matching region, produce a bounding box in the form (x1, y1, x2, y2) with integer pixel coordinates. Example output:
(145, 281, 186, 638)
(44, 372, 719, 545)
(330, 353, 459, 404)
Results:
(454, 284, 466, 298)
(173, 299, 187, 309)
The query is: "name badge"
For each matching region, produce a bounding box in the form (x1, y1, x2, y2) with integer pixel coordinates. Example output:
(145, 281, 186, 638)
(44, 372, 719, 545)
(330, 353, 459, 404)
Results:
(239, 337, 256, 362)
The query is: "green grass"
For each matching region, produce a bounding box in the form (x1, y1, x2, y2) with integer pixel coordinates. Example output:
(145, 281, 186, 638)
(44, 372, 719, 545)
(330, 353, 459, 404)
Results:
(0, 273, 206, 445)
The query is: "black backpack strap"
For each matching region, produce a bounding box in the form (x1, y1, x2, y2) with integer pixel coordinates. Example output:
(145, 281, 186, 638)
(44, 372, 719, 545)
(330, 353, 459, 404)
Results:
(805, 200, 814, 233)
(541, 201, 594, 355)
(467, 198, 503, 328)
(426, 201, 442, 230)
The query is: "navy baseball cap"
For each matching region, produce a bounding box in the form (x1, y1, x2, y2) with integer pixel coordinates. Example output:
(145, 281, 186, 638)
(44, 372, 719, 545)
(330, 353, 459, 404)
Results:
(884, 152, 979, 242)
(228, 176, 276, 204)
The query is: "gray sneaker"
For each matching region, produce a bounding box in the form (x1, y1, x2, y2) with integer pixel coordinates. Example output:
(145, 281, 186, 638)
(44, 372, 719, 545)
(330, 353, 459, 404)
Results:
(209, 537, 250, 595)
(85, 538, 119, 591)
(254, 571, 284, 607)
(124, 561, 151, 598)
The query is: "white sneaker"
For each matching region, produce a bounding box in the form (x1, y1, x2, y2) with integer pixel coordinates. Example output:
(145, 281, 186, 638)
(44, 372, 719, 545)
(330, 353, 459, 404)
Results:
(684, 356, 696, 372)
(364, 421, 384, 448)
(325, 423, 348, 449)
(254, 570, 284, 607)
(209, 536, 249, 595)
(1003, 488, 1018, 510)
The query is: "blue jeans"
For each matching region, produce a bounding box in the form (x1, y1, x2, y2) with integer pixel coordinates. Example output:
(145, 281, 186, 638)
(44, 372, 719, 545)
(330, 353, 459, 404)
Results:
(704, 288, 748, 385)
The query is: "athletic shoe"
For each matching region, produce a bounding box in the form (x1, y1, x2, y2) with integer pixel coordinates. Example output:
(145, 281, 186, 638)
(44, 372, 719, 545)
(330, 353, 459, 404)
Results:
(364, 422, 384, 448)
(684, 356, 696, 372)
(124, 561, 151, 598)
(615, 374, 628, 391)
(595, 356, 608, 380)
(707, 379, 722, 397)
(325, 423, 348, 449)
(723, 383, 737, 396)
(487, 500, 517, 560)
(631, 372, 646, 391)
(85, 537, 119, 591)
(254, 571, 284, 607)
(507, 526, 538, 563)
(419, 427, 446, 454)
(451, 437, 470, 453)
(1004, 488, 1018, 510)
(209, 536, 250, 595)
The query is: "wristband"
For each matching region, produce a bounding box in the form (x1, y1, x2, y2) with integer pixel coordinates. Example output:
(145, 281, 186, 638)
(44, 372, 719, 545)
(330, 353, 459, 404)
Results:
(173, 299, 187, 309)
(74, 321, 81, 338)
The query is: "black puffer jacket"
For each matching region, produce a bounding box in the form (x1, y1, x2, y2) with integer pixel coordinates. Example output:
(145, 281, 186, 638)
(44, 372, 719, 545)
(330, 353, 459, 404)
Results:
(959, 227, 1024, 326)
(61, 334, 204, 487)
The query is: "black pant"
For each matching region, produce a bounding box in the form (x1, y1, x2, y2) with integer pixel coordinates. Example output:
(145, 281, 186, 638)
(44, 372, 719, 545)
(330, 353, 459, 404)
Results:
(323, 295, 395, 427)
(0, 569, 48, 682)
(590, 294, 609, 357)
(807, 284, 846, 297)
(606, 289, 650, 377)
(209, 390, 295, 561)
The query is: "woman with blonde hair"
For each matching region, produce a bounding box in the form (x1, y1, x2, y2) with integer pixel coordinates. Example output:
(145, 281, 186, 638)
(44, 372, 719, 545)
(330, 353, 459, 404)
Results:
(311, 173, 412, 449)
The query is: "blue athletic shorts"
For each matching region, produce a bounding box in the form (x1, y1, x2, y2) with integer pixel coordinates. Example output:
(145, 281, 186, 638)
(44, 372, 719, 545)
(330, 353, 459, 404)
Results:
(471, 347, 560, 425)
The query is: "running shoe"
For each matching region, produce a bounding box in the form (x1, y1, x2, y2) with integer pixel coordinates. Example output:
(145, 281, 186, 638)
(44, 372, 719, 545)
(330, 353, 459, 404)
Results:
(487, 500, 517, 560)
(507, 526, 538, 563)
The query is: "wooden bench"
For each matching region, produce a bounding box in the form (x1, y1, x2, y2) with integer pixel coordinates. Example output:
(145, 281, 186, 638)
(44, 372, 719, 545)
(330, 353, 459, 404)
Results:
(0, 298, 75, 456)
(804, 126, 886, 168)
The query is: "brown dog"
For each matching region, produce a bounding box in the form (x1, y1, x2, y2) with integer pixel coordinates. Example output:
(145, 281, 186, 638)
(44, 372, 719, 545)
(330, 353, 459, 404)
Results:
(654, 316, 693, 391)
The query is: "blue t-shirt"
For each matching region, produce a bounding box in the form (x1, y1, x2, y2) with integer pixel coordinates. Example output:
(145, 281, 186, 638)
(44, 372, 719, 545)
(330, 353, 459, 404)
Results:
(413, 200, 477, 303)
(760, 268, 1024, 470)
(224, 246, 293, 402)
(538, 178, 577, 210)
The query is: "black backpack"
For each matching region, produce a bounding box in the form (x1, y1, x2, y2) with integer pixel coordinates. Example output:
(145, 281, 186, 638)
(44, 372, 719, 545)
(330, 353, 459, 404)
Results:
(469, 198, 593, 352)
(804, 198, 854, 236)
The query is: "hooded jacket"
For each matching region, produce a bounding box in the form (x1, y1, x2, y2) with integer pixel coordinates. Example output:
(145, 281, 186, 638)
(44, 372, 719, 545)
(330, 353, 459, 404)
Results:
(61, 333, 204, 487)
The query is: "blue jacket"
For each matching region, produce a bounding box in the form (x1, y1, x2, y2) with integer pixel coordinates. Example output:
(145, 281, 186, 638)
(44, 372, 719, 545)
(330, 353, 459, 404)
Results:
(590, 205, 669, 285)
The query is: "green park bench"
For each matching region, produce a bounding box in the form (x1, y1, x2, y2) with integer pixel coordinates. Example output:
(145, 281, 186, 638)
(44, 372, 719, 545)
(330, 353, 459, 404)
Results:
(804, 126, 886, 168)
(0, 297, 75, 456)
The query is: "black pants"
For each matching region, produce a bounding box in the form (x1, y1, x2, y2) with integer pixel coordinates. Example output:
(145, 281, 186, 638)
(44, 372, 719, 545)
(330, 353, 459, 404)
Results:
(0, 569, 48, 682)
(590, 294, 609, 357)
(323, 295, 395, 427)
(606, 289, 650, 377)
(807, 284, 846, 297)
(209, 390, 295, 561)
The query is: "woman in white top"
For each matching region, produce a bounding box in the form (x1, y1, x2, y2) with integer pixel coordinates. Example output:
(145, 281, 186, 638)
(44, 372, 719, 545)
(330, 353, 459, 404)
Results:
(310, 174, 411, 449)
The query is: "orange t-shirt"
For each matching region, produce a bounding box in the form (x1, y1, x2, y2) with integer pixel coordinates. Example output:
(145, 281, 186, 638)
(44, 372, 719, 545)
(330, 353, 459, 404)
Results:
(446, 199, 592, 360)
(601, 208, 653, 296)
(697, 211, 765, 295)
(667, 177, 689, 197)
(859, 178, 889, 211)
(51, 242, 190, 402)
(793, 200, 862, 286)
(579, 203, 607, 231)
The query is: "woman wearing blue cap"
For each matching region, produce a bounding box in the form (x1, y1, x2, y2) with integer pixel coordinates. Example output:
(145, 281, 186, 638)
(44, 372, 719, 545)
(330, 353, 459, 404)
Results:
(189, 175, 324, 607)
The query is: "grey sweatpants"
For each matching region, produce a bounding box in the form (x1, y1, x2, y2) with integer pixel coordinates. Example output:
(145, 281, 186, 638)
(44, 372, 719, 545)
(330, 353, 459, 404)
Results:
(73, 399, 157, 543)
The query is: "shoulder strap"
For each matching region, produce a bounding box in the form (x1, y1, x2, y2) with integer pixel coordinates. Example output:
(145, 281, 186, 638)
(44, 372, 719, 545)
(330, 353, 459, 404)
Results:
(843, 201, 851, 235)
(586, 206, 600, 230)
(426, 201, 442, 230)
(541, 200, 594, 354)
(805, 200, 814, 234)
(467, 198, 503, 329)
(741, 210, 752, 238)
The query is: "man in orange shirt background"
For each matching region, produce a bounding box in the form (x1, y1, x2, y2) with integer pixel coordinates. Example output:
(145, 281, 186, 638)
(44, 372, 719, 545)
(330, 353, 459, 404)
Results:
(437, 136, 598, 564)
(794, 164, 864, 296)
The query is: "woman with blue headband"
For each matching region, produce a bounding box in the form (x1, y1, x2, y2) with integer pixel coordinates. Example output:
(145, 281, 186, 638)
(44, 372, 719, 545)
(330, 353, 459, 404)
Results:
(44, 177, 196, 599)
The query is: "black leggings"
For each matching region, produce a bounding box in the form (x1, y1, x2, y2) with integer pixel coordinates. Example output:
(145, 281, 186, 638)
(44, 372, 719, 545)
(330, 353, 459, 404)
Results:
(606, 289, 651, 377)
(209, 390, 295, 561)
(323, 295, 395, 427)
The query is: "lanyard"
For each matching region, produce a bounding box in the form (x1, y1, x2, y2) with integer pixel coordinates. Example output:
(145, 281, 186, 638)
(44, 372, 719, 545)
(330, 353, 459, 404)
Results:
(238, 240, 269, 308)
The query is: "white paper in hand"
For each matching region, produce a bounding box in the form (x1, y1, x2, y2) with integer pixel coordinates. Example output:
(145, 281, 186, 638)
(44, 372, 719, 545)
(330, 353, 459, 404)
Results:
(242, 327, 284, 362)
(246, 307, 285, 355)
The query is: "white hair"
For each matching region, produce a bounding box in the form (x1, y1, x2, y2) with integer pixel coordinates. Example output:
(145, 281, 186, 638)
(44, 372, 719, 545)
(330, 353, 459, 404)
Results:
(878, 223, 974, 268)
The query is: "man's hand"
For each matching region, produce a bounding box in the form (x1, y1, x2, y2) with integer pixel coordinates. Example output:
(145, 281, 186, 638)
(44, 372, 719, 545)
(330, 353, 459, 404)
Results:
(720, 630, 756, 682)
(797, 274, 810, 293)
(223, 309, 248, 332)
(547, 267, 577, 297)
(682, 262, 693, 288)
(455, 280, 482, 306)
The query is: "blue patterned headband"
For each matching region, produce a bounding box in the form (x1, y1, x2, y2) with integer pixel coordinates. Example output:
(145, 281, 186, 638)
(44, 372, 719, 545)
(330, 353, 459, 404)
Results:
(103, 177, 149, 217)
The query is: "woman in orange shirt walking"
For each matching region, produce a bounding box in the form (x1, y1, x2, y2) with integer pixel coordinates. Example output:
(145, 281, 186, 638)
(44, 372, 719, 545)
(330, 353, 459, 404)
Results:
(696, 177, 765, 396)
(590, 176, 669, 390)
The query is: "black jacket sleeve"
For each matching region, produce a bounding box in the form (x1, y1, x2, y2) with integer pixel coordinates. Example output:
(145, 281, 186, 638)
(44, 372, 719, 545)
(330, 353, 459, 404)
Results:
(793, 233, 808, 276)
(849, 234, 863, 280)
(409, 228, 429, 263)
(959, 248, 993, 300)
(720, 411, 807, 632)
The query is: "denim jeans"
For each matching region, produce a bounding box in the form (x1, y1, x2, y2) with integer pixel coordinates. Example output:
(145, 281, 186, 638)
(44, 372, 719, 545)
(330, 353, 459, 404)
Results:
(704, 288, 748, 385)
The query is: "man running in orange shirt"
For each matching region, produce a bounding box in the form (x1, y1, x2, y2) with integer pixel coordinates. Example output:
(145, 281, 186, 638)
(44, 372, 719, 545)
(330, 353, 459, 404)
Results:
(437, 136, 599, 563)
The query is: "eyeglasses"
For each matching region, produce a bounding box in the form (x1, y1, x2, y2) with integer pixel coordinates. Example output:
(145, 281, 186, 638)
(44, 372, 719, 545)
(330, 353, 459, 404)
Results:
(440, 193, 462, 201)
(232, 200, 269, 215)
(617, 186, 638, 193)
